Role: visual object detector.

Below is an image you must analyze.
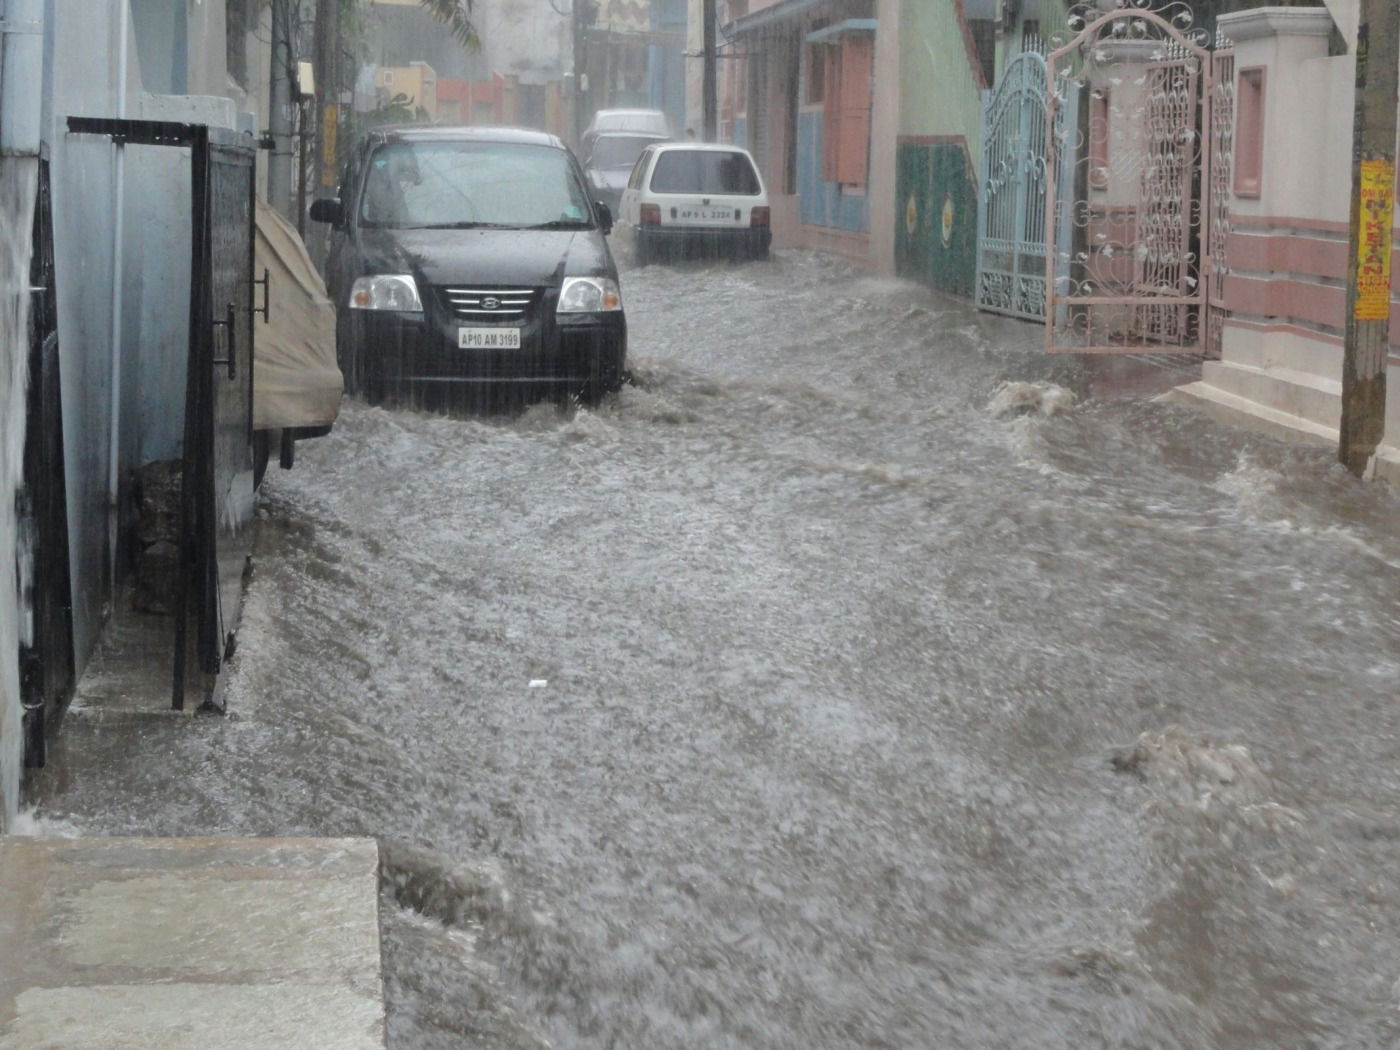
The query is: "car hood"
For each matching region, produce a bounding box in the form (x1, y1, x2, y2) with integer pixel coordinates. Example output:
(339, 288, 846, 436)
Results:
(357, 226, 610, 286)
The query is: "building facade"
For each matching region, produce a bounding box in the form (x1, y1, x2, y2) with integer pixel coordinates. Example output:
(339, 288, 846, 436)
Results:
(694, 0, 994, 278)
(1169, 0, 1399, 483)
(1, 0, 279, 831)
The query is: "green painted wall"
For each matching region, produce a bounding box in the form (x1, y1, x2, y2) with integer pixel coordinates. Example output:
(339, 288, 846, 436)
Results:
(895, 140, 978, 299)
(898, 0, 984, 153)
(894, 0, 983, 298)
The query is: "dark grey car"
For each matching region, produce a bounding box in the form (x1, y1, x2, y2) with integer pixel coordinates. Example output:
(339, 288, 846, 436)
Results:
(584, 132, 670, 218)
(310, 125, 626, 409)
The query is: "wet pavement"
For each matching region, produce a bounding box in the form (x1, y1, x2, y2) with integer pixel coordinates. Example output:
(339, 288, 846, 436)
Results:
(26, 251, 1400, 1049)
(1, 836, 384, 1049)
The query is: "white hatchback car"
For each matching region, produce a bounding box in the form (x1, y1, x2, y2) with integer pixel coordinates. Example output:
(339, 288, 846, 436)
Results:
(618, 143, 771, 264)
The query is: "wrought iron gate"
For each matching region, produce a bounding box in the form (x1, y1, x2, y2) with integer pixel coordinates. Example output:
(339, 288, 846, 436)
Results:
(977, 48, 1054, 320)
(1043, 2, 1233, 353)
(179, 128, 257, 709)
(67, 119, 258, 711)
(19, 158, 75, 769)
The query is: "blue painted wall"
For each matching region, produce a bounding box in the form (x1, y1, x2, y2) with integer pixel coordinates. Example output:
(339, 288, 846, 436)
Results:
(796, 111, 868, 232)
(648, 0, 687, 136)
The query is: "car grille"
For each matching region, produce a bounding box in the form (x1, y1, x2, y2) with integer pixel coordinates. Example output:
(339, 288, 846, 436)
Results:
(437, 286, 539, 323)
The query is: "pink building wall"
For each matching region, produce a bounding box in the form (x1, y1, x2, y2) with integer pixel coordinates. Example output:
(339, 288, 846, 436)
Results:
(1172, 3, 1400, 483)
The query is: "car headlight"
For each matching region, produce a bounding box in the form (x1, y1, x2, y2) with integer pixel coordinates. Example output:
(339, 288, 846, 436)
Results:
(349, 274, 423, 312)
(557, 276, 622, 314)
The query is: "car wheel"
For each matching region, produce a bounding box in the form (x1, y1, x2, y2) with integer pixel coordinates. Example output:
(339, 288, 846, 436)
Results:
(634, 232, 653, 267)
(336, 314, 363, 397)
(252, 430, 272, 488)
(581, 356, 623, 406)
(362, 358, 389, 407)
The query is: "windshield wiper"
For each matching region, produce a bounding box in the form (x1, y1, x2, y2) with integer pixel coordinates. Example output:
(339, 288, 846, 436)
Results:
(417, 221, 518, 230)
(525, 219, 593, 230)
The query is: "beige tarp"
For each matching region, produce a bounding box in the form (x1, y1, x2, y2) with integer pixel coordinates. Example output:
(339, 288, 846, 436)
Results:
(253, 199, 343, 430)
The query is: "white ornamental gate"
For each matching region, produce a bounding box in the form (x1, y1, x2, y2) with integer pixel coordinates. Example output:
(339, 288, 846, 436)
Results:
(1043, 1, 1234, 353)
(976, 48, 1066, 321)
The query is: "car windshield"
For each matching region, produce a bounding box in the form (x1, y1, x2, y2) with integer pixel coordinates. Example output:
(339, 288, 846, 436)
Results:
(359, 141, 593, 228)
(589, 136, 661, 171)
(648, 150, 761, 196)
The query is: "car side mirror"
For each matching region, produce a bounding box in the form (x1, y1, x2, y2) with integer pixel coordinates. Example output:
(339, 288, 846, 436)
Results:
(309, 198, 345, 227)
(594, 201, 613, 235)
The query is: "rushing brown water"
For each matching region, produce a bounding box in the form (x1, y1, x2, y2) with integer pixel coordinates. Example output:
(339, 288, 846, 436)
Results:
(32, 251, 1400, 1049)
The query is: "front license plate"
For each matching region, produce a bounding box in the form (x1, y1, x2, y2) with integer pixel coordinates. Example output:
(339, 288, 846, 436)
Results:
(677, 208, 734, 222)
(458, 327, 521, 350)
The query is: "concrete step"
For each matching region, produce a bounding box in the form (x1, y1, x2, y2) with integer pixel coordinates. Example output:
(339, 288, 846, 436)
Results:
(0, 836, 385, 1049)
(65, 607, 189, 723)
(1198, 360, 1342, 429)
(1161, 380, 1337, 447)
(1371, 443, 1400, 486)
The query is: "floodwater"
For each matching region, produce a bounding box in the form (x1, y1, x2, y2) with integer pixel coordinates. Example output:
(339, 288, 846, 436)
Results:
(31, 252, 1400, 1049)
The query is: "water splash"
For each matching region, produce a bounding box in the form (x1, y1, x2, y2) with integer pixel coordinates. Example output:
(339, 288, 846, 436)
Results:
(10, 805, 81, 837)
(0, 157, 38, 831)
(986, 380, 1078, 418)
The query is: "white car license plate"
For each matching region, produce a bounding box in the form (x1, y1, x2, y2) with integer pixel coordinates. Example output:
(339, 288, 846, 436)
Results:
(677, 207, 733, 222)
(458, 327, 521, 350)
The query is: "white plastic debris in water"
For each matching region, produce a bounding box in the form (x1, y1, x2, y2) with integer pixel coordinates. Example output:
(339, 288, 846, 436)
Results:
(986, 380, 1077, 419)
(528, 679, 548, 689)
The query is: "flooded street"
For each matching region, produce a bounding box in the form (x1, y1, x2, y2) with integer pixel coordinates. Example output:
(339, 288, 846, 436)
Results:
(33, 252, 1400, 1049)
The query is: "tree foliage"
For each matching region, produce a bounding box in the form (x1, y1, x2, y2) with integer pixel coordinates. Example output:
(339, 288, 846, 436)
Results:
(416, 0, 480, 50)
(347, 91, 430, 142)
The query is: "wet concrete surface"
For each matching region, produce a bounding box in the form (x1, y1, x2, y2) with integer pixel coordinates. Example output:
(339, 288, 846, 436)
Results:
(23, 251, 1400, 1049)
(0, 836, 384, 1049)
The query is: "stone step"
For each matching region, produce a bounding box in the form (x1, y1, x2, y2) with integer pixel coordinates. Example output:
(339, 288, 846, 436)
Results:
(1198, 360, 1343, 430)
(0, 836, 385, 1049)
(1161, 379, 1337, 447)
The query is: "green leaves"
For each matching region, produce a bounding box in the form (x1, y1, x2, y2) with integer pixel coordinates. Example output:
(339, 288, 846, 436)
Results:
(416, 0, 480, 50)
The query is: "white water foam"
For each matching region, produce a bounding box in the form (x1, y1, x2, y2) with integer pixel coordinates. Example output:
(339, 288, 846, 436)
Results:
(986, 380, 1078, 419)
(9, 806, 82, 838)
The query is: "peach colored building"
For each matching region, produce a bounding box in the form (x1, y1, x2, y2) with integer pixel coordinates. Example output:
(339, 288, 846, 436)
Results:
(1172, 1, 1399, 483)
(700, 0, 992, 286)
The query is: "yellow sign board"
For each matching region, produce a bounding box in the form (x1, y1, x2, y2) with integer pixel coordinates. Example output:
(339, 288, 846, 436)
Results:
(1355, 158, 1395, 322)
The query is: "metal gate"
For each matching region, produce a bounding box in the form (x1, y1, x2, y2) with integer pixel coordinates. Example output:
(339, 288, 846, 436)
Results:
(19, 157, 75, 769)
(175, 127, 257, 710)
(976, 48, 1054, 320)
(68, 119, 258, 711)
(1043, 3, 1233, 353)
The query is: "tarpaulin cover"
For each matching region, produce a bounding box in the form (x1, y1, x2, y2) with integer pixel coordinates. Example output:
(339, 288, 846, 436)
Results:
(254, 199, 343, 430)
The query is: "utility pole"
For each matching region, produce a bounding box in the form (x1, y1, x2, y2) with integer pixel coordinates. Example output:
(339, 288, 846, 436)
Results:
(574, 0, 597, 148)
(1340, 0, 1399, 477)
(313, 0, 341, 193)
(267, 0, 295, 218)
(702, 0, 716, 141)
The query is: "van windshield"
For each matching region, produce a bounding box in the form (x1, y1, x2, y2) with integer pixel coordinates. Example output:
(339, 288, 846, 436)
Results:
(589, 135, 663, 171)
(360, 141, 594, 228)
(648, 150, 762, 196)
